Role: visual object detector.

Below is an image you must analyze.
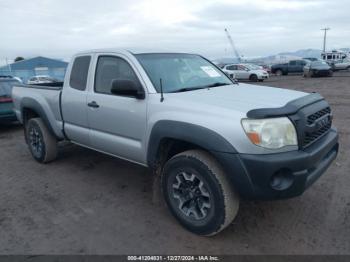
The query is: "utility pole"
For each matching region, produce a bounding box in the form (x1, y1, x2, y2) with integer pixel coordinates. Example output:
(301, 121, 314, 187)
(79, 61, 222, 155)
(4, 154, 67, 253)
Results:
(6, 58, 12, 73)
(321, 27, 330, 52)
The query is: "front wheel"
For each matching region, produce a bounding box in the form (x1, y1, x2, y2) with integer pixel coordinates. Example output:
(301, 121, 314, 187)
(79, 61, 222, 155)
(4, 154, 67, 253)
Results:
(275, 69, 283, 76)
(26, 118, 58, 163)
(161, 150, 239, 236)
(249, 74, 258, 82)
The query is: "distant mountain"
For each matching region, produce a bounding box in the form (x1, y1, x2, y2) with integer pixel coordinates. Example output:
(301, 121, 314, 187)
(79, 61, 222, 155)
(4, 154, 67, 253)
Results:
(339, 48, 350, 53)
(277, 48, 322, 58)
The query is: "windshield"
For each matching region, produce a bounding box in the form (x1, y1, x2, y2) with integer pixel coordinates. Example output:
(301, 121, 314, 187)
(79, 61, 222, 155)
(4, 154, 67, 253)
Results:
(312, 61, 328, 66)
(135, 53, 232, 93)
(244, 64, 262, 70)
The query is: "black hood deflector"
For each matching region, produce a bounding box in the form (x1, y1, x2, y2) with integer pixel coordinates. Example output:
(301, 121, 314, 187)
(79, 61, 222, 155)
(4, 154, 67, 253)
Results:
(246, 93, 325, 119)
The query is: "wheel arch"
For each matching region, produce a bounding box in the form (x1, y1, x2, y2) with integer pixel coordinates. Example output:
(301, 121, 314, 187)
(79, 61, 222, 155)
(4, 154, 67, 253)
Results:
(146, 120, 237, 169)
(249, 74, 258, 80)
(20, 98, 58, 139)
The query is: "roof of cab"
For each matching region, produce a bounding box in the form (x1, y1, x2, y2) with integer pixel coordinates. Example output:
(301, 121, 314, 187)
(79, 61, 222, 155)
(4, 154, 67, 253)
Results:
(74, 48, 195, 56)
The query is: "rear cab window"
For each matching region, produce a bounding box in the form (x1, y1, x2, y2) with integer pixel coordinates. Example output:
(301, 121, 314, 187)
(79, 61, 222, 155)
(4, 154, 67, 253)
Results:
(69, 56, 91, 91)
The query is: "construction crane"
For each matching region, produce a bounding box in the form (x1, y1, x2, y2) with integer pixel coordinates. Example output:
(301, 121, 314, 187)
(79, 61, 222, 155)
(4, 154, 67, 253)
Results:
(224, 28, 241, 62)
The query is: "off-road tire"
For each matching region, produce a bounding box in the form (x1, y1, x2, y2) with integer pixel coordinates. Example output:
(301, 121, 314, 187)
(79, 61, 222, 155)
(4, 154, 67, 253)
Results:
(26, 118, 58, 163)
(161, 150, 239, 236)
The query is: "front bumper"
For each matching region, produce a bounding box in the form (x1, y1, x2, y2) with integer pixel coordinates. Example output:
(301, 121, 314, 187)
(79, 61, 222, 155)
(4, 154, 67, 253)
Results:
(313, 69, 332, 76)
(258, 74, 269, 79)
(213, 128, 338, 200)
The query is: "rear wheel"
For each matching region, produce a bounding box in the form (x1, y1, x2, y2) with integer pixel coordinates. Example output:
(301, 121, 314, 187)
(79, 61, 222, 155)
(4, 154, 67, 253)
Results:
(26, 118, 57, 163)
(161, 150, 239, 236)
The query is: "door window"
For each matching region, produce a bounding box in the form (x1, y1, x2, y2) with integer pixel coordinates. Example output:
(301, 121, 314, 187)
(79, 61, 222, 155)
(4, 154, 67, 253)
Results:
(95, 56, 140, 95)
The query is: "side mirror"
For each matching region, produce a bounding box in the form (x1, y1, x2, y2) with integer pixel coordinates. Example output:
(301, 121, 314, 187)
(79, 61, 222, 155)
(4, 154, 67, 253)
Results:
(110, 79, 145, 99)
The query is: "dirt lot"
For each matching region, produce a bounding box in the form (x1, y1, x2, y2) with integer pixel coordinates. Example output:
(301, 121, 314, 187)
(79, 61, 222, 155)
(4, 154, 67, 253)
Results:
(0, 72, 349, 255)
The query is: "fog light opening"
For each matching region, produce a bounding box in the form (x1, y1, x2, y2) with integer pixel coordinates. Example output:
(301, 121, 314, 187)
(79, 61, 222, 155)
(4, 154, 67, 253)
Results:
(270, 169, 294, 191)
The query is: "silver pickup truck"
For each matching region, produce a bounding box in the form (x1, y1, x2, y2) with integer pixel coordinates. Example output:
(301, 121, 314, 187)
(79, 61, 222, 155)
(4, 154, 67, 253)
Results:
(12, 49, 339, 236)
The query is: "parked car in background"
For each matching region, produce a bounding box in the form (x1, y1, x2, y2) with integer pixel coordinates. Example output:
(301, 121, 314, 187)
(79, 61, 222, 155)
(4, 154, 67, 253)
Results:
(12, 49, 338, 235)
(0, 75, 22, 83)
(222, 63, 269, 82)
(303, 60, 333, 77)
(0, 75, 13, 79)
(27, 75, 59, 85)
(303, 57, 320, 62)
(331, 59, 350, 71)
(259, 64, 271, 74)
(271, 60, 307, 75)
(0, 78, 20, 123)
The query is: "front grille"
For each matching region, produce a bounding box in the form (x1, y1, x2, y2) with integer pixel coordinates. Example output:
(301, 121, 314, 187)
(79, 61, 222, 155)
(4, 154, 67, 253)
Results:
(302, 107, 332, 147)
(307, 107, 331, 124)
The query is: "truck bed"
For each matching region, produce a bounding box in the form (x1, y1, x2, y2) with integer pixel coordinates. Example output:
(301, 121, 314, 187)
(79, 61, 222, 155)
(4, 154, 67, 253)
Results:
(12, 83, 65, 140)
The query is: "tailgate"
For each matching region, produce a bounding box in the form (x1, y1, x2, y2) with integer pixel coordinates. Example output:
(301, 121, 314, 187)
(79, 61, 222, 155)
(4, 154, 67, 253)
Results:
(0, 79, 16, 117)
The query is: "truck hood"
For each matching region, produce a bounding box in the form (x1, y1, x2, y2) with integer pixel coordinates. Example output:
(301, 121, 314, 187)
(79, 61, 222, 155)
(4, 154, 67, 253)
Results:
(166, 83, 307, 116)
(311, 65, 331, 70)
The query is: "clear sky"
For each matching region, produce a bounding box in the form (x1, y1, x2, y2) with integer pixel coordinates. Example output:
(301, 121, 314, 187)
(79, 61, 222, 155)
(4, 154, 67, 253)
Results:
(0, 0, 349, 63)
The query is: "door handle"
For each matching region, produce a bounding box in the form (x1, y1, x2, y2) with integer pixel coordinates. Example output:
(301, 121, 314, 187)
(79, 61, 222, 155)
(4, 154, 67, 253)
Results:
(87, 101, 100, 108)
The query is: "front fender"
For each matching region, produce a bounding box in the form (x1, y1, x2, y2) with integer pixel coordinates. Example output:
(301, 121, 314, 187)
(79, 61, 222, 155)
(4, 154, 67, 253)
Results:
(147, 120, 237, 167)
(146, 120, 255, 198)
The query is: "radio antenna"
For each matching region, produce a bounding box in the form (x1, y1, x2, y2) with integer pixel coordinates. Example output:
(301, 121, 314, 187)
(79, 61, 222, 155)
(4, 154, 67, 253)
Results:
(159, 78, 164, 102)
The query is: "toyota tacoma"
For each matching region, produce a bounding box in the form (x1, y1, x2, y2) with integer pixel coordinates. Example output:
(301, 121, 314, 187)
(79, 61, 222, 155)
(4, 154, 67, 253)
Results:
(12, 49, 339, 236)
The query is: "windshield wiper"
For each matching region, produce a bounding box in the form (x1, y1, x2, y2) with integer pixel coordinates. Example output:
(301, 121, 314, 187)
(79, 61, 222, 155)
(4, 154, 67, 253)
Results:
(205, 82, 230, 88)
(171, 82, 230, 93)
(170, 86, 208, 93)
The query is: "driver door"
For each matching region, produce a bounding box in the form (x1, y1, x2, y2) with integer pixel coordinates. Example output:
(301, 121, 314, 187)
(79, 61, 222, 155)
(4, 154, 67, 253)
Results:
(237, 65, 250, 79)
(87, 55, 147, 164)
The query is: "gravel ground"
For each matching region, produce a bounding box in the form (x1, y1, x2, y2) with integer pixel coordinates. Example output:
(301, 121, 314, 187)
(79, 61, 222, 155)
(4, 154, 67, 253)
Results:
(0, 72, 349, 255)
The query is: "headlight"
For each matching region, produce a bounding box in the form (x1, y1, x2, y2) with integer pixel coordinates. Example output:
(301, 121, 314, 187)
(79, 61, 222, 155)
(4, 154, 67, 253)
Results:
(241, 117, 297, 149)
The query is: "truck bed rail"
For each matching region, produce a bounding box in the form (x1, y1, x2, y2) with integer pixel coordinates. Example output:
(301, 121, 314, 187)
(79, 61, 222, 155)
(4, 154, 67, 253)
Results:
(18, 82, 63, 90)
